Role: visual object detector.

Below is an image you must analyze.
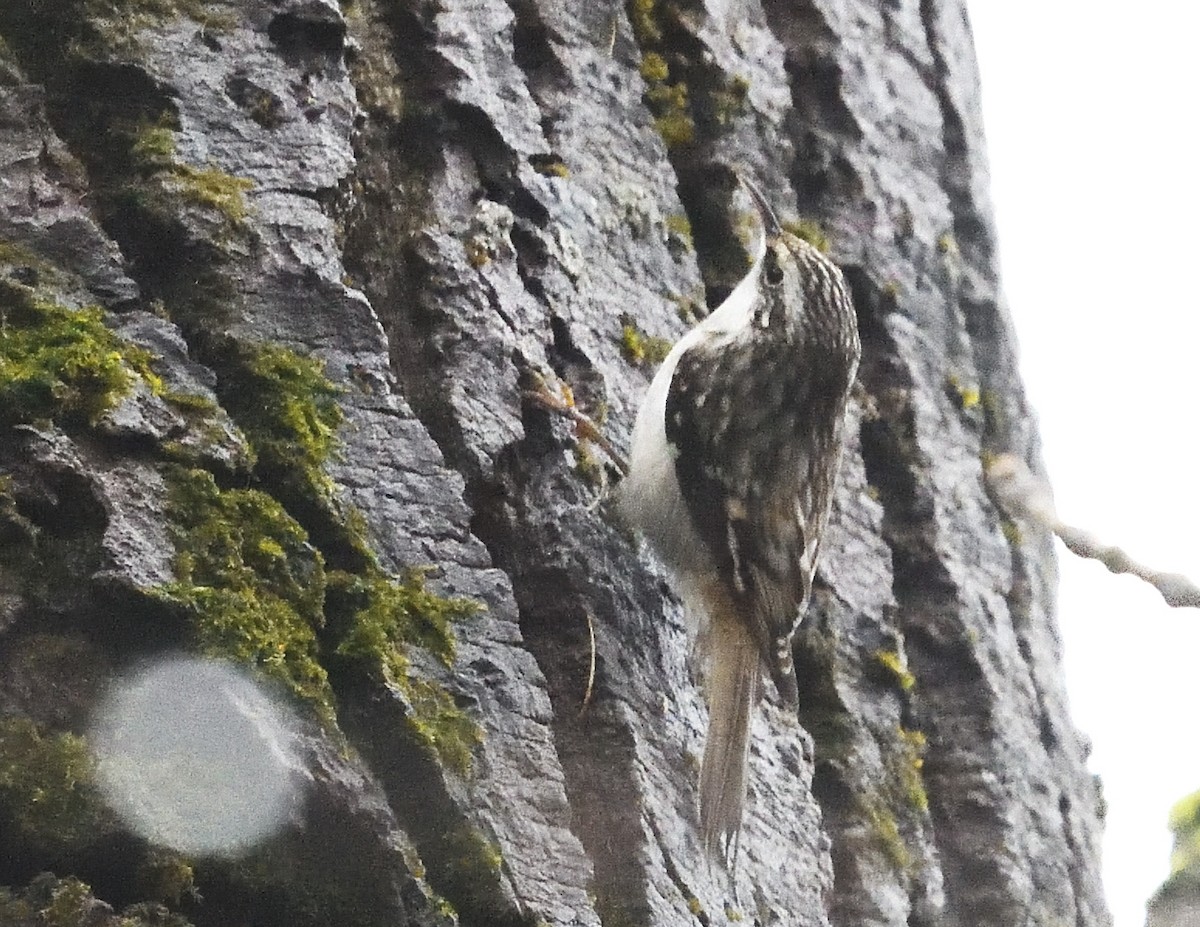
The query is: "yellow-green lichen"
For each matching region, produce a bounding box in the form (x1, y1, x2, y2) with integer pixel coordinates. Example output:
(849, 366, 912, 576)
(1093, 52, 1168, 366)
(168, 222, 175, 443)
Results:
(0, 280, 161, 426)
(157, 465, 335, 723)
(332, 569, 482, 775)
(0, 716, 112, 853)
(936, 232, 959, 258)
(783, 219, 831, 254)
(873, 649, 916, 692)
(619, 318, 673, 367)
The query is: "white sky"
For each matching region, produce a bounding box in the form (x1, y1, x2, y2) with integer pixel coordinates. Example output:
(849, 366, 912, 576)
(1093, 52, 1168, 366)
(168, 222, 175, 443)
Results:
(966, 4, 1200, 926)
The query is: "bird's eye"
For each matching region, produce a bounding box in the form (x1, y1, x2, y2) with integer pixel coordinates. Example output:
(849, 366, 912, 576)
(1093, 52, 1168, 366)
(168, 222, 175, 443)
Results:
(764, 255, 784, 287)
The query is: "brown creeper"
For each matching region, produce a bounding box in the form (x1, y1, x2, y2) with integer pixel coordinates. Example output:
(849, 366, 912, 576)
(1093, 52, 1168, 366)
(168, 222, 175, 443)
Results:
(619, 178, 861, 861)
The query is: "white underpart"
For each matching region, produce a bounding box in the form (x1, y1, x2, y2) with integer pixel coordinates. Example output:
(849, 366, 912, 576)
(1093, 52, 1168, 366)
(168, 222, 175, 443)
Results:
(619, 232, 766, 627)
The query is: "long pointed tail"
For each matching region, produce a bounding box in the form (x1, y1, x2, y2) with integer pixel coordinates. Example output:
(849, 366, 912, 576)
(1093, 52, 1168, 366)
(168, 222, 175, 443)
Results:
(698, 605, 761, 863)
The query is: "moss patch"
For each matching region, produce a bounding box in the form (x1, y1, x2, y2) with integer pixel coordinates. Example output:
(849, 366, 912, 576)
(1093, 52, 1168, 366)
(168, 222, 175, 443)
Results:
(130, 121, 254, 225)
(872, 649, 915, 692)
(663, 213, 693, 251)
(945, 372, 980, 411)
(863, 795, 911, 870)
(619, 317, 672, 367)
(0, 874, 196, 927)
(331, 570, 482, 775)
(1169, 789, 1200, 878)
(628, 2, 694, 149)
(157, 465, 335, 723)
(894, 726, 928, 813)
(0, 716, 113, 854)
(212, 341, 342, 490)
(0, 280, 161, 426)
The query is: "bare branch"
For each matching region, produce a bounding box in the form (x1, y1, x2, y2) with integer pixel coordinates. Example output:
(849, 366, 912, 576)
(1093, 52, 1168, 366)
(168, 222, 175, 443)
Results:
(985, 453, 1200, 609)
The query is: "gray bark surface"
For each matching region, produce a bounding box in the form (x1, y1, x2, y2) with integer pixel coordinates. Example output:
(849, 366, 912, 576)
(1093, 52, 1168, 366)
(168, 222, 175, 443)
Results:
(0, 1, 1109, 926)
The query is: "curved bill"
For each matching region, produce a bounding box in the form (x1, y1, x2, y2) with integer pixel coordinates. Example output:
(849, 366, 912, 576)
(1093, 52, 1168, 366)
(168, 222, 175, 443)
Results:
(735, 170, 782, 239)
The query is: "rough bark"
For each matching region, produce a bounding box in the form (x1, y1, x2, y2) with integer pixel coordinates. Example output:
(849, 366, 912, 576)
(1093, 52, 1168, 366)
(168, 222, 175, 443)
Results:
(0, 1, 1109, 926)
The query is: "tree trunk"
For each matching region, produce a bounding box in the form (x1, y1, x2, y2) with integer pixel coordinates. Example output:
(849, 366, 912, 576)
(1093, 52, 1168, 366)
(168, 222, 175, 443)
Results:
(0, 1, 1109, 925)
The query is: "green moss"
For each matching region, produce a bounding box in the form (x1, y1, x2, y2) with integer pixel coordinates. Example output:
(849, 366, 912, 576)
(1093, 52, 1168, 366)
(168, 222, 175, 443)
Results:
(136, 849, 197, 905)
(161, 389, 219, 414)
(131, 122, 178, 171)
(980, 388, 1004, 436)
(0, 281, 161, 426)
(619, 318, 673, 367)
(529, 155, 569, 178)
(157, 465, 335, 723)
(628, 0, 662, 45)
(1169, 790, 1200, 876)
(0, 875, 195, 927)
(864, 797, 911, 870)
(663, 213, 693, 251)
(639, 52, 668, 83)
(782, 219, 832, 254)
(709, 74, 750, 126)
(895, 727, 929, 813)
(628, 4, 695, 150)
(0, 716, 112, 853)
(574, 442, 605, 488)
(652, 104, 694, 149)
(174, 166, 254, 222)
(945, 373, 981, 410)
(872, 649, 915, 692)
(212, 341, 343, 500)
(129, 121, 254, 224)
(432, 823, 504, 914)
(1000, 518, 1023, 546)
(79, 0, 237, 51)
(332, 569, 482, 775)
(668, 291, 701, 324)
(0, 240, 57, 283)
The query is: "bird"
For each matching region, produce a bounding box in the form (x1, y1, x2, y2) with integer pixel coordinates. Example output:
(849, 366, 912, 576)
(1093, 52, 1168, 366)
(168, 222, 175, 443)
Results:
(618, 175, 862, 863)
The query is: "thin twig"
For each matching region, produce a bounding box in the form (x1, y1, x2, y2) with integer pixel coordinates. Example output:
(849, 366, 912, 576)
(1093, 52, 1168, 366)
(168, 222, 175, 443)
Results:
(985, 453, 1200, 609)
(580, 610, 597, 717)
(523, 383, 630, 476)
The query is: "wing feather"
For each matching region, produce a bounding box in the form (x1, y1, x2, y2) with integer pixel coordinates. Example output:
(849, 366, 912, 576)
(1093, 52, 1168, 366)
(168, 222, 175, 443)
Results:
(665, 333, 843, 702)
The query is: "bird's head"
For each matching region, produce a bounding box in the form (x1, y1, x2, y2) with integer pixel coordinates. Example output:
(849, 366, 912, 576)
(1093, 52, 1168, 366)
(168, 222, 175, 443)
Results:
(736, 172, 860, 365)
